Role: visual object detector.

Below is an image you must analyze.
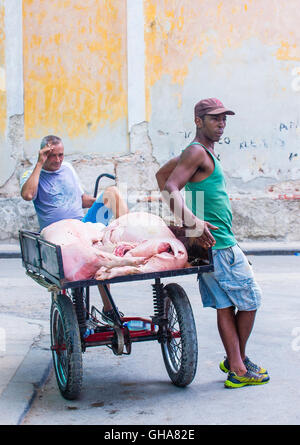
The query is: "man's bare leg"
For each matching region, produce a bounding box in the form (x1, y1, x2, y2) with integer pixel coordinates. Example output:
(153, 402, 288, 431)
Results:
(235, 310, 256, 360)
(102, 186, 128, 219)
(217, 307, 246, 375)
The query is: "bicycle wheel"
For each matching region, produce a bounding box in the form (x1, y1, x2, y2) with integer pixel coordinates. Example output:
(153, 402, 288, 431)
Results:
(161, 283, 198, 387)
(50, 292, 83, 400)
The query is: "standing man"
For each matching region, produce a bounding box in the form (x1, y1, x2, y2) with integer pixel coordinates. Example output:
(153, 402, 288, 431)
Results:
(20, 135, 128, 323)
(156, 98, 269, 388)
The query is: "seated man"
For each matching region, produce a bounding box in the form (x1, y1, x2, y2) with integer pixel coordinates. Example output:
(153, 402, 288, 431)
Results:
(20, 134, 128, 323)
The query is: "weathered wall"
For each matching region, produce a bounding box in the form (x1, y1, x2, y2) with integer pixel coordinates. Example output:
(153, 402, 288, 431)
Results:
(145, 0, 300, 185)
(142, 0, 300, 241)
(23, 0, 128, 158)
(0, 1, 6, 140)
(0, 0, 23, 194)
(0, 0, 299, 243)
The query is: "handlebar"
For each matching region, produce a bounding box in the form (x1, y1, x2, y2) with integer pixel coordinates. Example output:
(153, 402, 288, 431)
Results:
(93, 173, 116, 198)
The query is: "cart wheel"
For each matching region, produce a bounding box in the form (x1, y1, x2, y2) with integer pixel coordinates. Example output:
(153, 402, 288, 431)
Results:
(161, 283, 198, 387)
(50, 293, 83, 400)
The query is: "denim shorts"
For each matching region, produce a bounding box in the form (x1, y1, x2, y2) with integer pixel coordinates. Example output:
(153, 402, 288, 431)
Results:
(198, 244, 262, 311)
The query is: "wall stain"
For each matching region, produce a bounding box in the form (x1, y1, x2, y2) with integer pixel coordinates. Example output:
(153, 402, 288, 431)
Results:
(144, 0, 300, 118)
(23, 0, 127, 141)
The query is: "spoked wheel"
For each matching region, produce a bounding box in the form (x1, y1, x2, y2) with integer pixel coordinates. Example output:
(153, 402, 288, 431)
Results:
(161, 283, 198, 387)
(50, 292, 83, 400)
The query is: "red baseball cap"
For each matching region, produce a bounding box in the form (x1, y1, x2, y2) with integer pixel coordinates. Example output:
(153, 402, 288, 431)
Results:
(194, 98, 235, 118)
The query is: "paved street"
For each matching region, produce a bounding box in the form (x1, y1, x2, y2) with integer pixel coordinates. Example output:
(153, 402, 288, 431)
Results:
(1, 255, 300, 425)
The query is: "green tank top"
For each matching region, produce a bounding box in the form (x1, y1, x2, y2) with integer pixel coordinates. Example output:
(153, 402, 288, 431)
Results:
(184, 142, 236, 250)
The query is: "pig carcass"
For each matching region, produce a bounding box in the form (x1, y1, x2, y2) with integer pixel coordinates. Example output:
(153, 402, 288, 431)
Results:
(41, 212, 188, 281)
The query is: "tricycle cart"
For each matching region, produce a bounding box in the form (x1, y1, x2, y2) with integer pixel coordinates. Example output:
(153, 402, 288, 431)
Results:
(19, 174, 214, 400)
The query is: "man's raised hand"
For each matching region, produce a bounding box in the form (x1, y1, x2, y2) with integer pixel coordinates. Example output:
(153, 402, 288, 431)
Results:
(38, 143, 53, 166)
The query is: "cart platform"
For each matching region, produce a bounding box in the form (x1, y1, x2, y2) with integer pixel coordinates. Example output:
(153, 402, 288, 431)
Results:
(19, 228, 214, 289)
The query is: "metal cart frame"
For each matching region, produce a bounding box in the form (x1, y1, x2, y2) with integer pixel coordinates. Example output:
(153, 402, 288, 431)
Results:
(19, 174, 214, 400)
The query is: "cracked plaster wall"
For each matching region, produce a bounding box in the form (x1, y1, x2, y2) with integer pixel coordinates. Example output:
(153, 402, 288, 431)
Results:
(0, 0, 300, 243)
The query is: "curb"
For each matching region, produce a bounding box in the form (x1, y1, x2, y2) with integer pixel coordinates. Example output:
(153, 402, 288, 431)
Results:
(243, 249, 300, 256)
(0, 252, 21, 259)
(0, 319, 52, 426)
(0, 246, 21, 259)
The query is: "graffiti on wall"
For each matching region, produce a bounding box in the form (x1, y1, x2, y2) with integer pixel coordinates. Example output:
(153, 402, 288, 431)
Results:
(177, 120, 300, 164)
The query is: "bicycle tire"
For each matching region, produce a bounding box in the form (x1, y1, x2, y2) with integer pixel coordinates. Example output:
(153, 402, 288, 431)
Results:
(161, 283, 198, 387)
(50, 292, 83, 400)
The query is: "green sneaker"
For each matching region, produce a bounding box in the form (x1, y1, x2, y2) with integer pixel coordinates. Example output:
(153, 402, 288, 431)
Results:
(219, 356, 268, 375)
(225, 370, 270, 388)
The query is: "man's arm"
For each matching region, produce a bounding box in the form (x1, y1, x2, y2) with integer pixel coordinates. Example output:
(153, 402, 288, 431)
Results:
(157, 146, 218, 248)
(21, 144, 53, 201)
(156, 156, 180, 191)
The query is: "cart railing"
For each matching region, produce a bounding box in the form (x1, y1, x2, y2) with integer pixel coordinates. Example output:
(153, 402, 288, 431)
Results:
(19, 230, 65, 288)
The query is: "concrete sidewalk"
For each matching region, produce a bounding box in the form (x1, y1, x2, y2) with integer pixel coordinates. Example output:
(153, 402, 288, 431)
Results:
(0, 240, 299, 425)
(0, 243, 53, 425)
(0, 314, 51, 425)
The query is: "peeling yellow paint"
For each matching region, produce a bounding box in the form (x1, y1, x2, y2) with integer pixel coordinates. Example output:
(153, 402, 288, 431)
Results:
(275, 41, 300, 61)
(144, 0, 300, 118)
(23, 0, 127, 140)
(53, 33, 61, 46)
(172, 66, 189, 86)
